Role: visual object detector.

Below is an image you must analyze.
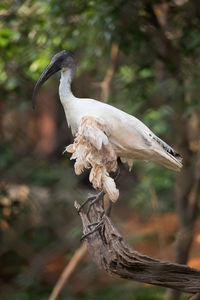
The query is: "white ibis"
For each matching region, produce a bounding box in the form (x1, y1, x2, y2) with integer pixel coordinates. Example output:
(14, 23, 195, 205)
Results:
(33, 50, 182, 204)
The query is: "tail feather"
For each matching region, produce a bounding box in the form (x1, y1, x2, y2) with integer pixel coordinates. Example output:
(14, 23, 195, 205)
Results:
(155, 135, 182, 162)
(154, 147, 183, 171)
(149, 133, 182, 170)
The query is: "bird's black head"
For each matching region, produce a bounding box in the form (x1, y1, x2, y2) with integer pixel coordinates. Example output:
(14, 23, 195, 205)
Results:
(32, 50, 75, 109)
(51, 50, 74, 69)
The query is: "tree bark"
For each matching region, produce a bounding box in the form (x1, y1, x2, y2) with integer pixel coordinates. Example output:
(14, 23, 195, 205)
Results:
(75, 194, 200, 296)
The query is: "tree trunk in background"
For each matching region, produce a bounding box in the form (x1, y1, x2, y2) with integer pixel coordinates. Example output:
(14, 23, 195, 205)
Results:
(149, 4, 200, 299)
(165, 109, 200, 300)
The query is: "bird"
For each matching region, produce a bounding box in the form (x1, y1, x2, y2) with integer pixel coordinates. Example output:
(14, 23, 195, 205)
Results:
(32, 50, 182, 204)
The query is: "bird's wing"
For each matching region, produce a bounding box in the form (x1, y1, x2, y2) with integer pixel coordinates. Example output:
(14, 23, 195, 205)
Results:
(71, 98, 183, 171)
(79, 115, 109, 150)
(142, 130, 183, 170)
(93, 102, 183, 170)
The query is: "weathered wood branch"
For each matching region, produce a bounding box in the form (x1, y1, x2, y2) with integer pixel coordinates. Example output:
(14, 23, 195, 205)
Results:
(75, 192, 200, 296)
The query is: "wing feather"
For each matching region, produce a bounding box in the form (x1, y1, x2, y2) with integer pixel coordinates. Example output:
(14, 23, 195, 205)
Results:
(80, 116, 109, 150)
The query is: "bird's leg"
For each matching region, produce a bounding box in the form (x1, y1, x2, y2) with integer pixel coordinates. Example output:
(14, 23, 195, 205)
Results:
(86, 194, 111, 228)
(79, 167, 119, 216)
(80, 168, 118, 241)
(78, 190, 104, 215)
(80, 220, 104, 241)
(99, 199, 112, 242)
(77, 195, 96, 214)
(105, 199, 112, 217)
(86, 167, 117, 219)
(87, 221, 100, 228)
(81, 199, 112, 241)
(86, 190, 104, 219)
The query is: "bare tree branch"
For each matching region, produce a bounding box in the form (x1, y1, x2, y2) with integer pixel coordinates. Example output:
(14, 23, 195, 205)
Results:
(94, 43, 119, 102)
(48, 242, 87, 300)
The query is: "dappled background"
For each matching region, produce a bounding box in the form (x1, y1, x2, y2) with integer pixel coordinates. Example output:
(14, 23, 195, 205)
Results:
(0, 1, 200, 299)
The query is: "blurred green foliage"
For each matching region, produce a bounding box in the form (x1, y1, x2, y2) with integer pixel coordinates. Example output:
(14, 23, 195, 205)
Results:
(1, 0, 200, 299)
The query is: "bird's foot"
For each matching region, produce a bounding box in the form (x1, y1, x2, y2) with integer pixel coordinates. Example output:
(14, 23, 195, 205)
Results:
(77, 190, 104, 221)
(87, 221, 101, 228)
(80, 219, 104, 241)
(80, 200, 112, 242)
(77, 195, 96, 214)
(86, 191, 104, 219)
(78, 168, 119, 216)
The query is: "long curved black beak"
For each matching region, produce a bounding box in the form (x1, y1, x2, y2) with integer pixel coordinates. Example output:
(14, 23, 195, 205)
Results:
(32, 61, 61, 109)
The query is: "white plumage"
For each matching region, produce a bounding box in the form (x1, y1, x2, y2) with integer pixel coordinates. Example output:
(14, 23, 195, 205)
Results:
(60, 70, 182, 170)
(33, 50, 182, 202)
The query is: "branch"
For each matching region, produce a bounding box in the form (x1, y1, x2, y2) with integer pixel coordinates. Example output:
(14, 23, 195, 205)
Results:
(93, 43, 119, 102)
(75, 193, 200, 295)
(48, 243, 87, 300)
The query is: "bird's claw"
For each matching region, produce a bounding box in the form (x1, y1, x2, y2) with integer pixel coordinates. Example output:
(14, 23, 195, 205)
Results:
(81, 200, 112, 242)
(80, 219, 104, 241)
(79, 191, 112, 242)
(87, 221, 100, 228)
(77, 195, 96, 214)
(78, 190, 104, 219)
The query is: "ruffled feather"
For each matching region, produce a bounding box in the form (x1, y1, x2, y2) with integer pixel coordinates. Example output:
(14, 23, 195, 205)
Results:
(64, 116, 119, 202)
